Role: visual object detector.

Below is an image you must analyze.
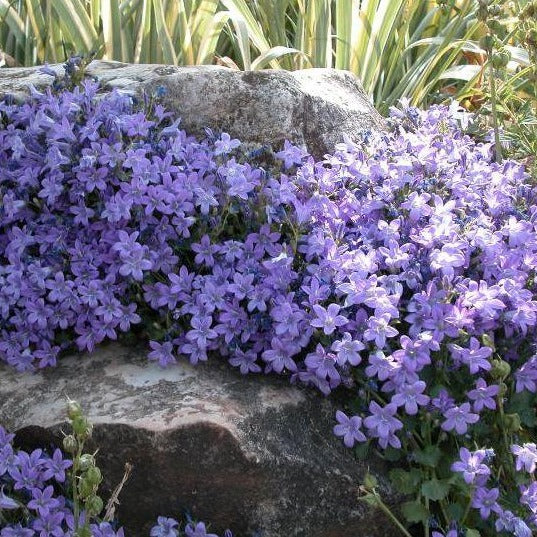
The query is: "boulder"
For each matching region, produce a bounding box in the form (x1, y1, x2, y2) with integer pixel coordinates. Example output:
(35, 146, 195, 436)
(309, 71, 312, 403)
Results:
(0, 61, 386, 157)
(0, 343, 397, 537)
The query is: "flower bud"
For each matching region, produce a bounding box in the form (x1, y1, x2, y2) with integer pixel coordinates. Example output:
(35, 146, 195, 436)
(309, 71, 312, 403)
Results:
(363, 472, 378, 490)
(490, 359, 511, 379)
(481, 333, 495, 351)
(78, 477, 95, 499)
(491, 50, 510, 68)
(75, 527, 92, 537)
(63, 435, 78, 454)
(79, 454, 95, 471)
(67, 401, 82, 420)
(85, 466, 102, 486)
(85, 494, 103, 516)
(504, 413, 521, 432)
(72, 417, 93, 440)
(480, 34, 495, 51)
(487, 19, 502, 33)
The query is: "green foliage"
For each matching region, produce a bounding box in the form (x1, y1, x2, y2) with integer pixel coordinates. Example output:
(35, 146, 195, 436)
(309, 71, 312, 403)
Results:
(420, 478, 451, 501)
(401, 500, 429, 524)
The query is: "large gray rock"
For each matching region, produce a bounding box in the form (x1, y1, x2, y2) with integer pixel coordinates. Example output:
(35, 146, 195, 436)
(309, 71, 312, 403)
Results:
(0, 343, 397, 537)
(0, 61, 385, 157)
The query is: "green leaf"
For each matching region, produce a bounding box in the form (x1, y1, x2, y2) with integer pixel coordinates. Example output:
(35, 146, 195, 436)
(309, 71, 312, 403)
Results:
(102, 0, 128, 61)
(506, 391, 537, 427)
(383, 446, 402, 462)
(421, 478, 451, 501)
(389, 468, 423, 494)
(353, 441, 370, 460)
(250, 46, 304, 71)
(401, 500, 429, 524)
(414, 445, 442, 467)
(466, 530, 481, 537)
(446, 501, 464, 522)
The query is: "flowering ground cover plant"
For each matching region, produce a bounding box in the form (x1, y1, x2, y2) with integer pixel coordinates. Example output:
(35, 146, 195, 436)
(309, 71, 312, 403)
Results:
(1, 64, 537, 536)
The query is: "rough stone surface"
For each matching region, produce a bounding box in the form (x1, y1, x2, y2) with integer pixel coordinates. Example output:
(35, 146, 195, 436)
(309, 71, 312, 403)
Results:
(0, 343, 397, 537)
(0, 61, 386, 157)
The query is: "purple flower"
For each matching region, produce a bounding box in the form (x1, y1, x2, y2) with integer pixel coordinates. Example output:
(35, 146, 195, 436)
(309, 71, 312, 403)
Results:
(185, 522, 218, 537)
(310, 303, 348, 335)
(192, 235, 220, 267)
(512, 443, 537, 474)
(186, 316, 218, 349)
(262, 337, 299, 374)
(467, 378, 498, 412)
(363, 313, 398, 348)
(450, 337, 492, 374)
(333, 410, 366, 448)
(0, 486, 19, 509)
(150, 517, 179, 537)
(391, 381, 429, 415)
(451, 447, 490, 485)
(429, 243, 466, 278)
(441, 403, 479, 435)
(228, 349, 261, 374)
(305, 344, 340, 381)
(214, 133, 240, 156)
(42, 449, 72, 482)
(471, 486, 500, 519)
(495, 510, 532, 537)
(1, 525, 35, 537)
(27, 486, 60, 517)
(275, 140, 308, 168)
(363, 401, 403, 449)
(32, 509, 64, 537)
(148, 341, 176, 367)
(520, 481, 537, 514)
(331, 333, 364, 366)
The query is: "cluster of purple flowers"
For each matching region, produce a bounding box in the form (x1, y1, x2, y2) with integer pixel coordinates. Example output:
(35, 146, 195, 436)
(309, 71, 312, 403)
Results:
(0, 425, 123, 536)
(2, 78, 537, 535)
(449, 445, 537, 537)
(150, 518, 232, 537)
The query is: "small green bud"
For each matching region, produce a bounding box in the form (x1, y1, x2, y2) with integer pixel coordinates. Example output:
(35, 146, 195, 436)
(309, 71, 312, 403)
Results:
(481, 333, 495, 351)
(490, 359, 511, 379)
(487, 19, 502, 33)
(62, 435, 77, 454)
(363, 473, 378, 490)
(479, 35, 494, 52)
(72, 417, 93, 439)
(458, 330, 470, 343)
(504, 413, 521, 432)
(78, 477, 95, 499)
(79, 454, 95, 471)
(67, 401, 83, 420)
(492, 51, 510, 68)
(85, 466, 102, 486)
(75, 527, 92, 537)
(85, 495, 103, 516)
(499, 382, 508, 397)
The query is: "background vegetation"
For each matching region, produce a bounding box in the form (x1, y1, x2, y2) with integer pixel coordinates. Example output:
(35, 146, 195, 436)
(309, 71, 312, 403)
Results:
(0, 0, 533, 113)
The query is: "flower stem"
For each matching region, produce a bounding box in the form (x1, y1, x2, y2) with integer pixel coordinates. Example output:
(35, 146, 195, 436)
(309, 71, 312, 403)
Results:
(373, 493, 414, 537)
